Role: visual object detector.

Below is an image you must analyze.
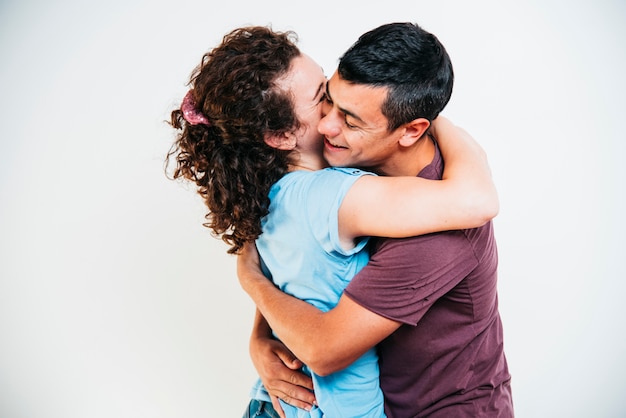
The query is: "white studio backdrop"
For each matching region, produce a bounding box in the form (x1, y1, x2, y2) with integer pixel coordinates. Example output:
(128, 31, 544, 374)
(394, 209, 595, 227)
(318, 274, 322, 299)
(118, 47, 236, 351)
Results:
(1, 0, 624, 417)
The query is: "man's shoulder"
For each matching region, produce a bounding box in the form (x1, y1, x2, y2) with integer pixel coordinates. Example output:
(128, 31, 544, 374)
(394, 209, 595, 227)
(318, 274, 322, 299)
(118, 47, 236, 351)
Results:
(370, 222, 495, 275)
(416, 137, 443, 180)
(373, 228, 468, 252)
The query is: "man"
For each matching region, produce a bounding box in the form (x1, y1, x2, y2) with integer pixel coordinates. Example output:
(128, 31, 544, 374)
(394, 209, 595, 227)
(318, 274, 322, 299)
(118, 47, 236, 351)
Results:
(240, 22, 513, 417)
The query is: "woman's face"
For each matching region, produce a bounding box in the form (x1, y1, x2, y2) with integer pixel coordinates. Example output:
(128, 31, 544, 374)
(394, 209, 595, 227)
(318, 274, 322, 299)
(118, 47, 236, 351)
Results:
(275, 53, 327, 157)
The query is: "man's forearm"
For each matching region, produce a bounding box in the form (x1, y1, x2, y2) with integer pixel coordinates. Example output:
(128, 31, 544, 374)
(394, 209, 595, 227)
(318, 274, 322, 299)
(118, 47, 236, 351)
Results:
(240, 269, 331, 369)
(237, 243, 399, 375)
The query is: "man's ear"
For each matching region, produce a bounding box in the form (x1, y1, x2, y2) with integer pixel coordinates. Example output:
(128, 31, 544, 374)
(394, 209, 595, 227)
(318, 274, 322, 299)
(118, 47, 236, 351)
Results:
(264, 131, 297, 150)
(399, 118, 431, 147)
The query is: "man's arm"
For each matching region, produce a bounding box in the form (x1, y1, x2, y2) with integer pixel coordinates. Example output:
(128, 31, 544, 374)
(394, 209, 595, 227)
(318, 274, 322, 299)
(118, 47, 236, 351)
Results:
(239, 244, 401, 376)
(338, 116, 499, 242)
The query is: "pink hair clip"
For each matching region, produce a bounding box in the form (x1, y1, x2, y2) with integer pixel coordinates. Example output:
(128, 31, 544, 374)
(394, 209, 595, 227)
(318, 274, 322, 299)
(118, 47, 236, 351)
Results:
(181, 90, 210, 126)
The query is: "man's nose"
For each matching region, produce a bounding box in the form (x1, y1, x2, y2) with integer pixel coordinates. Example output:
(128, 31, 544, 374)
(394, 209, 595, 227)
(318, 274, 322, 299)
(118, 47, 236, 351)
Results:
(318, 108, 341, 137)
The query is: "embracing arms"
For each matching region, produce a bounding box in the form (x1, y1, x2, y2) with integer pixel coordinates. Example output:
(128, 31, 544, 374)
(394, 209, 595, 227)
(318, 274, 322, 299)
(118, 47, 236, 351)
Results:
(339, 116, 498, 244)
(244, 118, 497, 406)
(239, 244, 400, 377)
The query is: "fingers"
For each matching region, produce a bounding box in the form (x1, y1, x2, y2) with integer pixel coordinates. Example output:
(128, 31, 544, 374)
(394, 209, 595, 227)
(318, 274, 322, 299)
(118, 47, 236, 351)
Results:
(250, 337, 316, 410)
(270, 342, 314, 391)
(274, 345, 303, 370)
(287, 368, 314, 392)
(264, 365, 315, 407)
(264, 364, 316, 410)
(270, 395, 286, 418)
(266, 376, 316, 410)
(269, 388, 316, 413)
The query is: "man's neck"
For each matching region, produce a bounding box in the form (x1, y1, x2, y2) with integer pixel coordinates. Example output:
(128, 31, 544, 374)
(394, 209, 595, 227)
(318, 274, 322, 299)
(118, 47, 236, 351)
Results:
(377, 135, 435, 177)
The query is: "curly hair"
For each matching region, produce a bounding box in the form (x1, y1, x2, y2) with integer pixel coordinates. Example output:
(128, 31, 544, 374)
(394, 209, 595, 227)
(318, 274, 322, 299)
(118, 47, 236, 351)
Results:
(166, 26, 302, 254)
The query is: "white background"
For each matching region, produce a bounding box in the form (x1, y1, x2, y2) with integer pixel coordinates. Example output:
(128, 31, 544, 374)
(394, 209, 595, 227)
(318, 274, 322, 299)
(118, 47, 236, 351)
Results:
(1, 1, 625, 417)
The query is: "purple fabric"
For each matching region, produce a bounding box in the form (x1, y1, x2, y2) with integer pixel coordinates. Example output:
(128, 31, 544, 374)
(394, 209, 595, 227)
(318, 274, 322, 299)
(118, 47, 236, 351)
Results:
(344, 141, 513, 417)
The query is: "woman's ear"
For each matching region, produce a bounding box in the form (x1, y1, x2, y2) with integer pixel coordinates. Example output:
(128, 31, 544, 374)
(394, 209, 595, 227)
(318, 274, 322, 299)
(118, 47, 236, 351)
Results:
(399, 118, 431, 147)
(264, 131, 297, 150)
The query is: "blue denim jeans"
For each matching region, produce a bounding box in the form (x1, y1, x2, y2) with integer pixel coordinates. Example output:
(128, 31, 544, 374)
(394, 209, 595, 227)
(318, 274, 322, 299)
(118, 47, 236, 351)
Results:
(242, 399, 281, 418)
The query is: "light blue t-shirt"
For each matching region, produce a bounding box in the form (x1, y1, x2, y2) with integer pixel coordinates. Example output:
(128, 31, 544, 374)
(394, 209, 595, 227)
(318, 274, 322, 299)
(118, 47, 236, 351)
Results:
(251, 167, 385, 418)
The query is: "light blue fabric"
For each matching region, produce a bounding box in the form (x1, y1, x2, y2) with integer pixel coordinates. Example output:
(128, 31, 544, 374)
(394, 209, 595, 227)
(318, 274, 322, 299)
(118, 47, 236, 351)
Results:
(252, 167, 385, 418)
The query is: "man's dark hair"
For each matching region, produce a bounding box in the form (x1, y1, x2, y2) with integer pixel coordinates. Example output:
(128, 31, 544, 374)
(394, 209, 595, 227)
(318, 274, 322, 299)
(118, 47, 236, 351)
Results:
(338, 22, 454, 131)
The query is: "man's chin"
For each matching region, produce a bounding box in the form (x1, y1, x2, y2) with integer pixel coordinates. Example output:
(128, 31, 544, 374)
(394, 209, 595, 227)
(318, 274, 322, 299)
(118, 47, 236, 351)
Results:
(323, 155, 350, 168)
(323, 148, 349, 168)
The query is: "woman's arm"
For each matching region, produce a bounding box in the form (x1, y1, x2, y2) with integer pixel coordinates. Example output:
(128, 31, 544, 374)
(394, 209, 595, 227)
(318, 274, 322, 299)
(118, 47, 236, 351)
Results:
(339, 117, 498, 243)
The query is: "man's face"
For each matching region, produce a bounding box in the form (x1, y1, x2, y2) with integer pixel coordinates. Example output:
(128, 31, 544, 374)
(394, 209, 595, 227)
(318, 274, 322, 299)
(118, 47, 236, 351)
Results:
(319, 71, 403, 174)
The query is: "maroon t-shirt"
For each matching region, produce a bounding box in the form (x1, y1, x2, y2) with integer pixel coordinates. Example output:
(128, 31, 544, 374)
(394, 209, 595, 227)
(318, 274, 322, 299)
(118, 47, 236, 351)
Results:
(344, 143, 513, 417)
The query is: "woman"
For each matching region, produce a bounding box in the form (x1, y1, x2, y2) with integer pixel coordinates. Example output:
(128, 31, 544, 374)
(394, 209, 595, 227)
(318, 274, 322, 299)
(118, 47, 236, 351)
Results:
(167, 26, 497, 418)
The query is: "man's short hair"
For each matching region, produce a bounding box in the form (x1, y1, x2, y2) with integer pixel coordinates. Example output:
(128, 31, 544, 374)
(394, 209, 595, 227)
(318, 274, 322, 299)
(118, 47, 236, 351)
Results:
(338, 22, 454, 131)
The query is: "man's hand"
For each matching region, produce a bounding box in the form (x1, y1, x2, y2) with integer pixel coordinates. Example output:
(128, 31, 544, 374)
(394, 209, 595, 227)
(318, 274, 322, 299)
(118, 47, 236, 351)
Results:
(241, 245, 316, 415)
(250, 334, 316, 415)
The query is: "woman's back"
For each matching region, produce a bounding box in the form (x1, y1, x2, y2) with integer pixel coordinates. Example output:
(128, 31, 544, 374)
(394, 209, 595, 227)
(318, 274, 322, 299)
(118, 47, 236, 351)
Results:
(254, 167, 386, 418)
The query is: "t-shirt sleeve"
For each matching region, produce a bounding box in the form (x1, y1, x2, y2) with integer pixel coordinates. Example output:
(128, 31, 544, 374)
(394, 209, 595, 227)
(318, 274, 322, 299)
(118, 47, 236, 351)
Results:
(303, 167, 375, 256)
(344, 231, 479, 325)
